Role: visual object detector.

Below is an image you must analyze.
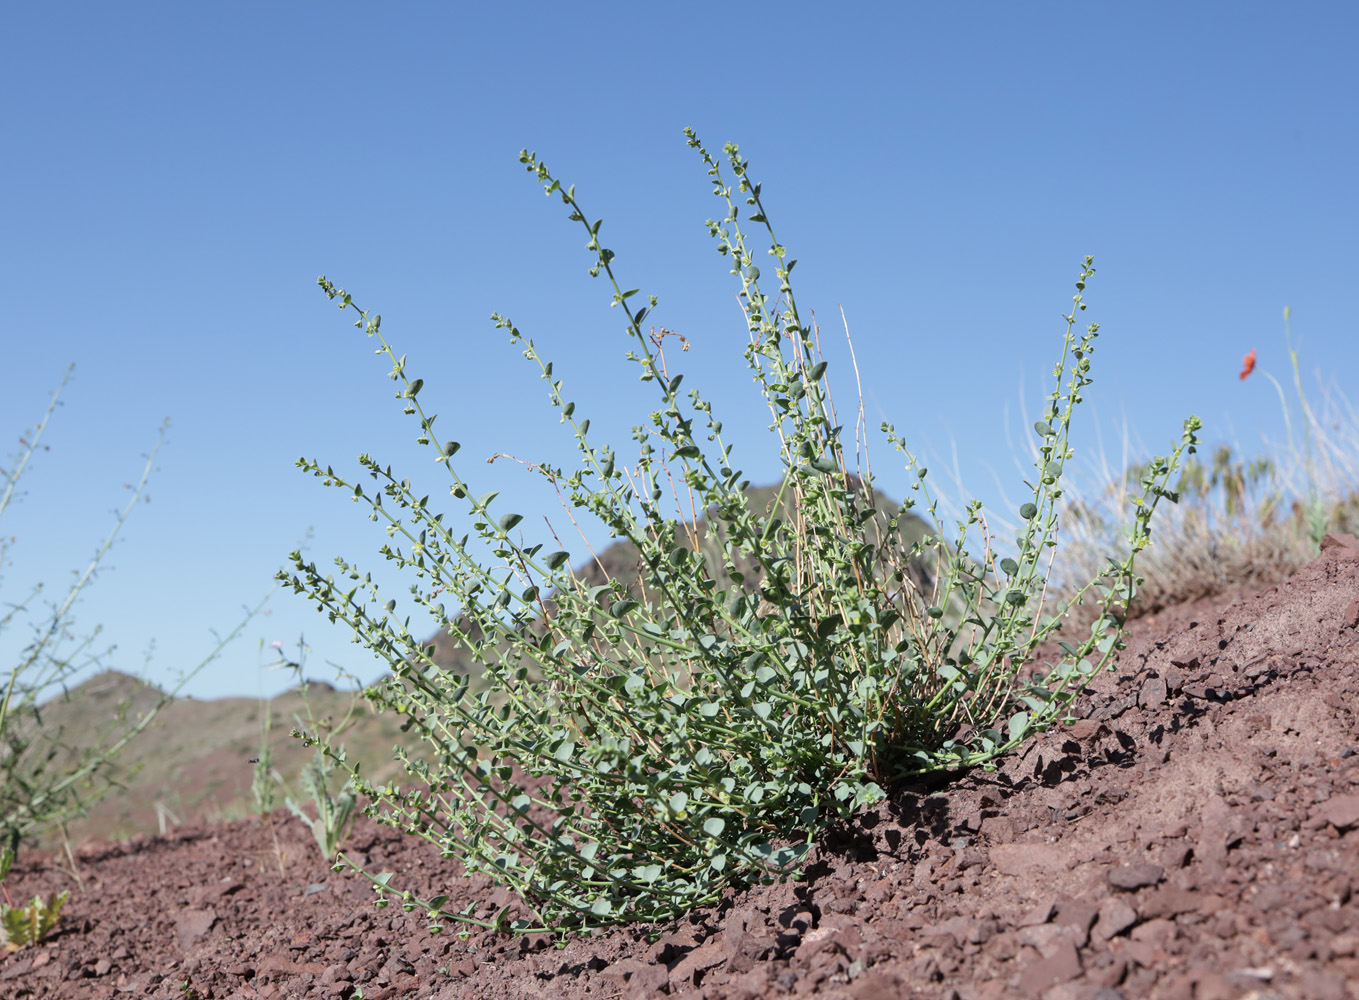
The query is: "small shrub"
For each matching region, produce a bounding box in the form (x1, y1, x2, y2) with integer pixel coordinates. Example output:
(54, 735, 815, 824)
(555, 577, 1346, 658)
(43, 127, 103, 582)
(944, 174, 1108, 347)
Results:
(282, 132, 1197, 931)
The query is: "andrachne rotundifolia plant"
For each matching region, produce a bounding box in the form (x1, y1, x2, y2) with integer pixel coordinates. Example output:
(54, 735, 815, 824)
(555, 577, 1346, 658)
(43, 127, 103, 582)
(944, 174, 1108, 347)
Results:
(282, 131, 1199, 932)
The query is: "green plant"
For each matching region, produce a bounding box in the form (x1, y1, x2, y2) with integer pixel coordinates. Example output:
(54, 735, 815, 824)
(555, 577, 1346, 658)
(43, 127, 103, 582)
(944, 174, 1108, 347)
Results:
(0, 886, 69, 950)
(270, 639, 361, 861)
(250, 649, 279, 818)
(281, 133, 1196, 932)
(1, 368, 271, 875)
(287, 755, 358, 861)
(248, 642, 290, 877)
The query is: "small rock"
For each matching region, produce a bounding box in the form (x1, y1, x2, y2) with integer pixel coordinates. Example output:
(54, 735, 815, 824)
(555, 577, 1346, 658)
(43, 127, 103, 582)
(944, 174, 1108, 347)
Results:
(1130, 917, 1176, 949)
(926, 915, 979, 948)
(257, 953, 300, 975)
(1297, 969, 1348, 1000)
(1195, 972, 1236, 1000)
(1016, 938, 1081, 994)
(1139, 887, 1200, 920)
(1016, 923, 1083, 958)
(174, 908, 217, 950)
(1064, 719, 1107, 742)
(1094, 897, 1137, 940)
(1330, 932, 1358, 957)
(1138, 675, 1168, 709)
(1108, 864, 1163, 891)
(1197, 795, 1242, 863)
(1321, 532, 1359, 552)
(320, 963, 354, 985)
(1054, 899, 1099, 936)
(1316, 794, 1359, 832)
(847, 970, 907, 998)
(668, 939, 725, 988)
(1017, 900, 1057, 927)
(602, 958, 667, 996)
(989, 843, 1068, 878)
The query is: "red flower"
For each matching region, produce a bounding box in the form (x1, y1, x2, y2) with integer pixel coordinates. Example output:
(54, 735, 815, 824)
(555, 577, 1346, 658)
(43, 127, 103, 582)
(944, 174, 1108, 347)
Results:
(1239, 348, 1256, 381)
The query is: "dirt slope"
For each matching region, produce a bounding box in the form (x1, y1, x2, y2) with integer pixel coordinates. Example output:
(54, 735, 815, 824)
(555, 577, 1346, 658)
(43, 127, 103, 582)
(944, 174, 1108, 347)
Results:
(3, 534, 1359, 1000)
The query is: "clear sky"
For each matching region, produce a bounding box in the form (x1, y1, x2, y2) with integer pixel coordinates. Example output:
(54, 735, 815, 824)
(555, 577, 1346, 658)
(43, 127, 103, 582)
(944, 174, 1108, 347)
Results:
(3, 4, 1356, 699)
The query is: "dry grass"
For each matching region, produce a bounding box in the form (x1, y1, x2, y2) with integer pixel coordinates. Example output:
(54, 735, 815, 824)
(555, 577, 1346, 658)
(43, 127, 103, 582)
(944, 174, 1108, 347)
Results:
(1042, 370, 1359, 634)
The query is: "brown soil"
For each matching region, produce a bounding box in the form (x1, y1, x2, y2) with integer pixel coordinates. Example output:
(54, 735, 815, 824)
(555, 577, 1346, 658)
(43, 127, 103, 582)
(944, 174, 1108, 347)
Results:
(5, 535, 1359, 1000)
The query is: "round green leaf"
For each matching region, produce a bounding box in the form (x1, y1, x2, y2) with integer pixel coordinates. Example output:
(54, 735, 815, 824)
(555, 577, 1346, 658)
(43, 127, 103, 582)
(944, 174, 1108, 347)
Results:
(808, 455, 838, 474)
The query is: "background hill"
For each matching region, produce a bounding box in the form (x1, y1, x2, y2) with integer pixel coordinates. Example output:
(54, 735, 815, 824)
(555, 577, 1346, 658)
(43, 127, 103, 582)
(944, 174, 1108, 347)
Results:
(30, 670, 412, 846)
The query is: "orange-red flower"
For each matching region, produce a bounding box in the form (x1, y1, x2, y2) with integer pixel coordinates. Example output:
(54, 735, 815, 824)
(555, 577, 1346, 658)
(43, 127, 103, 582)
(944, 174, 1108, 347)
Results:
(1239, 348, 1256, 381)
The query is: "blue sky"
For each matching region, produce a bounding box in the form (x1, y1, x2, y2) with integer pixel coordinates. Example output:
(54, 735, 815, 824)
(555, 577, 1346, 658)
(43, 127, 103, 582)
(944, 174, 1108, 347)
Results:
(3, 4, 1356, 699)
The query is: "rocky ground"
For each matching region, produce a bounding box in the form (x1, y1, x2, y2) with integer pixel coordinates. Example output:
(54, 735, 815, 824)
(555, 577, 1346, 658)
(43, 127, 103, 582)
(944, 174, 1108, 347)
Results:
(4, 534, 1359, 1000)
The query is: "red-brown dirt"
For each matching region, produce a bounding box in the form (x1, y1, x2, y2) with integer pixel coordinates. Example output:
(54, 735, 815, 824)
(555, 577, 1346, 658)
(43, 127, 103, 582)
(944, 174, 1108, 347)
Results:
(4, 534, 1359, 1000)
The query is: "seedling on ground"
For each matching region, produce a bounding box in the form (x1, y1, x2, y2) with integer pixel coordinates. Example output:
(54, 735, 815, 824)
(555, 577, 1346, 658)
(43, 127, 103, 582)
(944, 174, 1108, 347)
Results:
(0, 890, 69, 950)
(261, 639, 362, 862)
